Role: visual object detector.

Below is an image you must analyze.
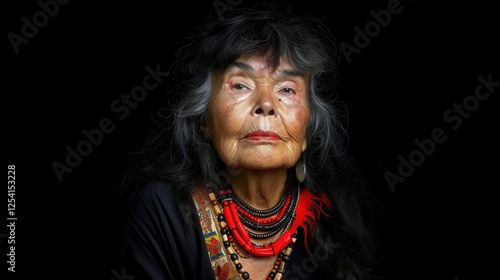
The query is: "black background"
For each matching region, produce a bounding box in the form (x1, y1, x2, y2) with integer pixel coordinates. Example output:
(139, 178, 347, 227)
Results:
(3, 0, 499, 279)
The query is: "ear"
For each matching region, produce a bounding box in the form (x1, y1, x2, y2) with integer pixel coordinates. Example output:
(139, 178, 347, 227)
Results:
(301, 139, 307, 152)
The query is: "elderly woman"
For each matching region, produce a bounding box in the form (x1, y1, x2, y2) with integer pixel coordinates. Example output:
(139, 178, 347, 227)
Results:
(119, 3, 384, 280)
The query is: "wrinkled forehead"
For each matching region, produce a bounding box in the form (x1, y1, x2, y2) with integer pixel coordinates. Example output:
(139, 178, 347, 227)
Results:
(225, 54, 306, 79)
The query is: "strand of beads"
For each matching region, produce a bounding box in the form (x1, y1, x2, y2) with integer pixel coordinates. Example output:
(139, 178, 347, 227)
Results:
(218, 185, 299, 257)
(267, 233, 296, 280)
(231, 240, 252, 259)
(233, 190, 287, 217)
(209, 189, 251, 279)
(208, 188, 296, 280)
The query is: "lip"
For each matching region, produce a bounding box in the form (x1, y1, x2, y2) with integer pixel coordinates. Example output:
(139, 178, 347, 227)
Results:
(244, 131, 282, 140)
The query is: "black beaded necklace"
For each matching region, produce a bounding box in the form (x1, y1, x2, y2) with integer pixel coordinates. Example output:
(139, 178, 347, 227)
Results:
(232, 190, 287, 217)
(208, 188, 297, 279)
(223, 184, 298, 242)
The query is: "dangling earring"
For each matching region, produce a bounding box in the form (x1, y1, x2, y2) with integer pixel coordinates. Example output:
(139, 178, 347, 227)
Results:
(295, 155, 306, 183)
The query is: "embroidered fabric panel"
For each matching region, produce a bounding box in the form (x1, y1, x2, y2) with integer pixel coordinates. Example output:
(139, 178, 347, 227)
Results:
(192, 186, 240, 280)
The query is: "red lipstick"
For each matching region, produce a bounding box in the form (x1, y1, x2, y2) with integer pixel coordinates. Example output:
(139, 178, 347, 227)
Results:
(244, 131, 281, 140)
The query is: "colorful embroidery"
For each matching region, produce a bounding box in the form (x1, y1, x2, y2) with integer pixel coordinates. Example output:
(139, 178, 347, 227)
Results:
(192, 185, 239, 280)
(204, 231, 223, 261)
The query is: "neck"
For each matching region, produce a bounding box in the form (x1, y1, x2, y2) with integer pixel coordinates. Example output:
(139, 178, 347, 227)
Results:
(229, 168, 288, 210)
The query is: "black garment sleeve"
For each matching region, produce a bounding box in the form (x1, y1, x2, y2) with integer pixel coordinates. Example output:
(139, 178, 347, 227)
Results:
(121, 180, 215, 280)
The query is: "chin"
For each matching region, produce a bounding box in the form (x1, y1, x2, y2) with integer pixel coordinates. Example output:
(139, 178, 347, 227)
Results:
(236, 159, 293, 171)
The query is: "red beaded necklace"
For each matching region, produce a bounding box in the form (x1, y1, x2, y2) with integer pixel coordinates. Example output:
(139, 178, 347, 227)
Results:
(207, 188, 296, 279)
(218, 187, 299, 257)
(207, 183, 332, 279)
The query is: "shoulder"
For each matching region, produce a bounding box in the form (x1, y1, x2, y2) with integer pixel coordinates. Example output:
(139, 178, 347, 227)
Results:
(134, 179, 173, 196)
(127, 179, 199, 225)
(129, 179, 176, 206)
(125, 179, 178, 222)
(121, 180, 212, 279)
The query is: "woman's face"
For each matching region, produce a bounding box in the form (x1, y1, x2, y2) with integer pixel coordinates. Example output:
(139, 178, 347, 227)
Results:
(205, 55, 310, 171)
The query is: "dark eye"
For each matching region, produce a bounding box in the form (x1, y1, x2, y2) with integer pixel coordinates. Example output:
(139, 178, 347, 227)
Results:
(280, 87, 295, 95)
(232, 83, 248, 90)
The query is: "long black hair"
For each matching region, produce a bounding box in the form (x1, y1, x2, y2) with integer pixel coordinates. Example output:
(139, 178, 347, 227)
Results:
(118, 2, 384, 279)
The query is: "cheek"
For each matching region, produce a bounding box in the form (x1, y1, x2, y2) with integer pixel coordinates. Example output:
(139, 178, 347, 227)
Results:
(284, 103, 310, 140)
(209, 102, 249, 165)
(209, 101, 244, 143)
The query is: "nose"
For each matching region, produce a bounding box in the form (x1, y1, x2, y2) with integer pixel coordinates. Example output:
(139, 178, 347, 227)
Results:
(252, 88, 276, 116)
(254, 107, 274, 115)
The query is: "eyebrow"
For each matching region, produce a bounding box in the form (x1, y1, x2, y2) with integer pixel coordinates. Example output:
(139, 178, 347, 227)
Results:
(230, 61, 304, 78)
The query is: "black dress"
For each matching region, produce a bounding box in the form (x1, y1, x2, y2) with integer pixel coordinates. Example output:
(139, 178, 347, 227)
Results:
(121, 180, 314, 280)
